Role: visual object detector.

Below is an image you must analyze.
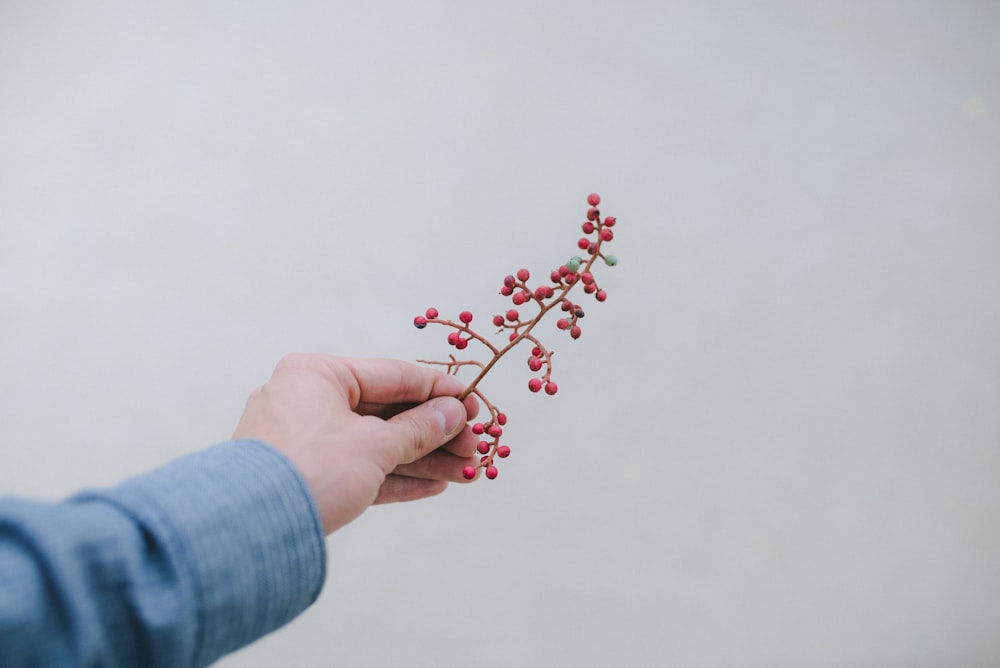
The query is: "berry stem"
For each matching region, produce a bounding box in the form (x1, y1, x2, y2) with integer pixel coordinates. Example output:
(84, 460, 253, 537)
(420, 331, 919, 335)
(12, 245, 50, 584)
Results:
(414, 354, 485, 375)
(455, 217, 609, 401)
(412, 194, 617, 481)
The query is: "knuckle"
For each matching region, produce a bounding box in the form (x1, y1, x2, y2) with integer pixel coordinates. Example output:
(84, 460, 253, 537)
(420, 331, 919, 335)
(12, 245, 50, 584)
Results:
(276, 352, 312, 372)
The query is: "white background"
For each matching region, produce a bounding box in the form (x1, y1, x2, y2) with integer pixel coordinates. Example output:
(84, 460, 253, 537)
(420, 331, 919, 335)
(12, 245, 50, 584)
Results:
(1, 2, 998, 666)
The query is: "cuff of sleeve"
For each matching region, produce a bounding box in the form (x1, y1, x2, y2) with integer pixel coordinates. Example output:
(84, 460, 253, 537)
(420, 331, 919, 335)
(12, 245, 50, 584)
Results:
(79, 439, 326, 666)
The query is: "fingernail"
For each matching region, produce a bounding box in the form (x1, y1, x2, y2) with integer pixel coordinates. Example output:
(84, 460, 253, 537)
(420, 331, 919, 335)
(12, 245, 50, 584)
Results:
(432, 397, 464, 435)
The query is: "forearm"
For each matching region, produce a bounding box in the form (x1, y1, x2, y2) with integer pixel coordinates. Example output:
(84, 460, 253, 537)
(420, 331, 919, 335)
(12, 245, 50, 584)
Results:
(0, 440, 326, 667)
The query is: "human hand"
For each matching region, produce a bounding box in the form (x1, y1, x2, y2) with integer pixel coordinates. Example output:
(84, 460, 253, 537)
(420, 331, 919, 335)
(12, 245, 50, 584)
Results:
(232, 354, 481, 534)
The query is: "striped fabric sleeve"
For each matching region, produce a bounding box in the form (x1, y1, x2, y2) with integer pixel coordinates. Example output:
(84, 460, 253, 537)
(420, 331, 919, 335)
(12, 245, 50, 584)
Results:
(0, 439, 327, 667)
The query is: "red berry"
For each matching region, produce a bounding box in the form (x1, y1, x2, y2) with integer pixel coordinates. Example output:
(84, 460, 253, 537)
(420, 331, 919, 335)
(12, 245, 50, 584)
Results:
(600, 228, 614, 241)
(587, 207, 599, 221)
(582, 221, 595, 234)
(587, 242, 598, 255)
(509, 332, 519, 342)
(587, 193, 601, 206)
(516, 268, 530, 282)
(604, 216, 616, 227)
(528, 378, 543, 392)
(480, 455, 490, 464)
(413, 316, 427, 328)
(472, 423, 485, 435)
(512, 292, 526, 305)
(570, 325, 582, 339)
(584, 283, 597, 294)
(560, 301, 573, 312)
(477, 441, 491, 454)
(459, 311, 473, 324)
(550, 270, 562, 283)
(493, 314, 504, 326)
(496, 445, 511, 458)
(462, 466, 477, 480)
(500, 285, 514, 296)
(596, 289, 607, 302)
(455, 337, 469, 349)
(503, 275, 516, 288)
(425, 307, 439, 319)
(557, 318, 570, 330)
(531, 346, 543, 356)
(506, 309, 519, 321)
(488, 425, 503, 438)
(447, 332, 460, 346)
(577, 237, 590, 250)
(565, 273, 578, 284)
(528, 356, 543, 371)
(496, 413, 507, 425)
(545, 381, 558, 395)
(581, 272, 594, 285)
(485, 466, 499, 480)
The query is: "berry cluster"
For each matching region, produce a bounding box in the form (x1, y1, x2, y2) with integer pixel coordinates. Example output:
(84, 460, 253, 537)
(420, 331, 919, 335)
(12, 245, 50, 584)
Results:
(413, 193, 618, 480)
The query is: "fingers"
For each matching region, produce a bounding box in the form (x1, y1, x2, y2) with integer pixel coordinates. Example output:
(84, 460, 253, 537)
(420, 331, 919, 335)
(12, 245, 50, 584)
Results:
(391, 448, 480, 481)
(322, 357, 468, 409)
(271, 354, 480, 421)
(373, 475, 449, 505)
(439, 422, 480, 457)
(356, 393, 480, 422)
(373, 440, 483, 506)
(383, 396, 467, 464)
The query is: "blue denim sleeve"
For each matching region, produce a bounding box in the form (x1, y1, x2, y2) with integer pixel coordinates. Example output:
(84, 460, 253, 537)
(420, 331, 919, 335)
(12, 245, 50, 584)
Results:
(0, 439, 327, 667)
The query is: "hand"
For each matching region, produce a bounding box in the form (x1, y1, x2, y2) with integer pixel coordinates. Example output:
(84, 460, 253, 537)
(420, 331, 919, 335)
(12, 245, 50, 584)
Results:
(232, 354, 480, 534)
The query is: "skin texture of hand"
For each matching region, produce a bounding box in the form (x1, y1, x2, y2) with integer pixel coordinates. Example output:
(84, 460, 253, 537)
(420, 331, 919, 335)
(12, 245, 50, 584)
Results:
(232, 354, 481, 534)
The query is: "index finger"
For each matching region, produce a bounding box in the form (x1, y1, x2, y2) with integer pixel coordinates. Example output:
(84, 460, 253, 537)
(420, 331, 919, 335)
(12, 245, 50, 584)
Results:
(321, 356, 471, 410)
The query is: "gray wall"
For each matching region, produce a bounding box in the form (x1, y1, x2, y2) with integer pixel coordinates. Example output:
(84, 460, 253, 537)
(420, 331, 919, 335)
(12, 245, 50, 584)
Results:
(1, 2, 998, 666)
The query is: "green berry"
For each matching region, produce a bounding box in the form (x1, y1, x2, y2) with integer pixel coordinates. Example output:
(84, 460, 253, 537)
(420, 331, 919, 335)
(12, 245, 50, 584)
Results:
(604, 254, 618, 266)
(566, 257, 581, 272)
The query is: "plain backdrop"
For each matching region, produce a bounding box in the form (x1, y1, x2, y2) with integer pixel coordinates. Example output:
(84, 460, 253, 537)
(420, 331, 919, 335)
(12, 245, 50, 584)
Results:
(1, 2, 998, 666)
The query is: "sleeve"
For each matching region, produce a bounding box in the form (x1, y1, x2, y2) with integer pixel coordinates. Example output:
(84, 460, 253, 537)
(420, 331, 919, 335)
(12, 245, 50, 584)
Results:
(0, 439, 327, 667)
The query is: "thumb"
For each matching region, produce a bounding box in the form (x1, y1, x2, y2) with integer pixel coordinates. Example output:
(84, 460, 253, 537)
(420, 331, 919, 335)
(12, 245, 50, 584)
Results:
(386, 396, 467, 464)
